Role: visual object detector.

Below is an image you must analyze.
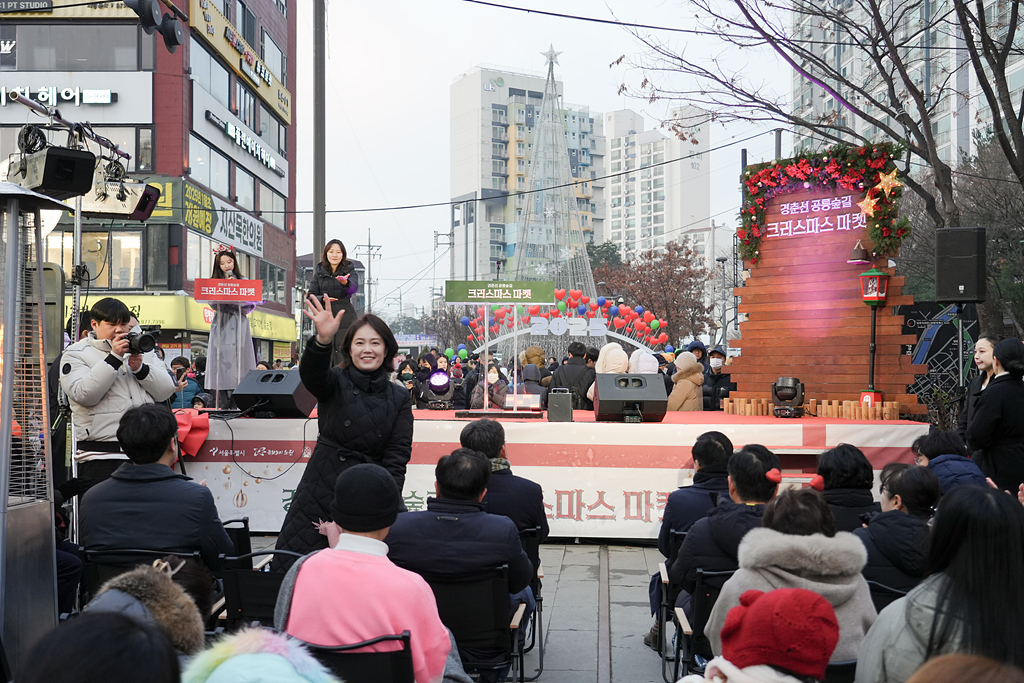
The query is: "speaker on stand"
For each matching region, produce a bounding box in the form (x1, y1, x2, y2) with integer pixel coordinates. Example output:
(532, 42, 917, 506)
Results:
(934, 227, 986, 393)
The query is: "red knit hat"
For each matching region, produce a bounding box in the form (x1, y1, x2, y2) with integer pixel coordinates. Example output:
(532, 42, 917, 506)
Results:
(720, 589, 839, 681)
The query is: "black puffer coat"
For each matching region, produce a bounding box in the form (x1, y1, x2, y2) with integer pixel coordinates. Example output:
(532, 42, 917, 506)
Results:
(966, 373, 1024, 492)
(274, 337, 413, 566)
(822, 487, 880, 532)
(853, 510, 930, 610)
(307, 263, 359, 366)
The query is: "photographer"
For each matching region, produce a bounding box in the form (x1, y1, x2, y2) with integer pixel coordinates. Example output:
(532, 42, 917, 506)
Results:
(60, 298, 176, 488)
(169, 356, 202, 409)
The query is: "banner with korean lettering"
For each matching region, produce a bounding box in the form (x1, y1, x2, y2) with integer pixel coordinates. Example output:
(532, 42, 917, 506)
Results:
(194, 278, 263, 303)
(763, 192, 865, 240)
(445, 280, 555, 305)
(179, 181, 264, 257)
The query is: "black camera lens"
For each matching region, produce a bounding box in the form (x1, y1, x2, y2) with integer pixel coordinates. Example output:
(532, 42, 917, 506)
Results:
(126, 332, 156, 354)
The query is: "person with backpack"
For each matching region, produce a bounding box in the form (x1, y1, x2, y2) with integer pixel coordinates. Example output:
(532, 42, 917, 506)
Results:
(549, 341, 596, 411)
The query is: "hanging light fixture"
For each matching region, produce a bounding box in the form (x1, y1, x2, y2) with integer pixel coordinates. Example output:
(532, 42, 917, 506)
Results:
(847, 239, 871, 265)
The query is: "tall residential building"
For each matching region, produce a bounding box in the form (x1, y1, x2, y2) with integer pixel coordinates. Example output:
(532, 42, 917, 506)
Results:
(788, 1, 1022, 163)
(0, 0, 298, 364)
(450, 64, 605, 280)
(602, 107, 715, 263)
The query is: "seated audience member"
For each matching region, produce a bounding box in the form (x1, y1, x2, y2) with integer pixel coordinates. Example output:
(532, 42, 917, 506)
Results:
(170, 356, 202, 410)
(460, 419, 549, 551)
(20, 612, 180, 683)
(669, 445, 781, 614)
(707, 488, 876, 662)
(470, 362, 509, 410)
(275, 464, 451, 683)
(517, 364, 549, 408)
(549, 342, 596, 410)
(855, 486, 1024, 683)
(586, 342, 629, 401)
(183, 628, 340, 683)
(667, 352, 705, 411)
(816, 444, 880, 532)
(645, 431, 733, 650)
(904, 654, 1024, 683)
(191, 393, 212, 409)
(80, 404, 234, 571)
(913, 430, 987, 492)
(680, 588, 840, 683)
(854, 464, 941, 608)
(86, 559, 205, 661)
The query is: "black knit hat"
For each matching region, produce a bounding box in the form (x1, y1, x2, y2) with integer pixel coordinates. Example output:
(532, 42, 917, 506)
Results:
(330, 464, 400, 532)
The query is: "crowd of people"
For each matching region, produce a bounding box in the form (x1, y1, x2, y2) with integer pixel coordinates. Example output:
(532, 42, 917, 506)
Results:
(26, 280, 1024, 683)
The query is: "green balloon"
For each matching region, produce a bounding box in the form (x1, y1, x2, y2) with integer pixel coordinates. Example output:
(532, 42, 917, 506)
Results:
(557, 301, 567, 311)
(458, 349, 468, 359)
(650, 320, 660, 329)
(445, 348, 454, 358)
(491, 304, 501, 312)
(516, 304, 524, 314)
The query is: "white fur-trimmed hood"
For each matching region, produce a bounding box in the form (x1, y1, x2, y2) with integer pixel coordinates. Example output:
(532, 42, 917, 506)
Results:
(738, 527, 868, 576)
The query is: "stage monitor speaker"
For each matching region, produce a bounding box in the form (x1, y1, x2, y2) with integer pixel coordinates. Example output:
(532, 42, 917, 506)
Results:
(935, 227, 986, 303)
(593, 373, 668, 423)
(233, 370, 316, 418)
(547, 388, 574, 422)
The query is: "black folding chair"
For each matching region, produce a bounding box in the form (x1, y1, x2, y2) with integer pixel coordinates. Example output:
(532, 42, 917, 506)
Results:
(426, 565, 526, 683)
(518, 527, 544, 680)
(81, 548, 203, 605)
(669, 568, 735, 681)
(220, 550, 304, 629)
(221, 518, 253, 570)
(866, 580, 908, 613)
(0, 633, 11, 683)
(824, 660, 857, 683)
(656, 529, 688, 674)
(300, 631, 415, 683)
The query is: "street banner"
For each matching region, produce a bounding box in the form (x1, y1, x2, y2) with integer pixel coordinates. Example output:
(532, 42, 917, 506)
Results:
(445, 280, 555, 305)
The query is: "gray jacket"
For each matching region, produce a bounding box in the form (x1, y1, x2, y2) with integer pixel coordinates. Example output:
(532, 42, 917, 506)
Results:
(706, 528, 876, 662)
(59, 333, 177, 449)
(854, 575, 959, 683)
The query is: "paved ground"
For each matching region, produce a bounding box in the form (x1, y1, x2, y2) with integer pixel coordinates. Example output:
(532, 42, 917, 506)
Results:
(253, 537, 670, 683)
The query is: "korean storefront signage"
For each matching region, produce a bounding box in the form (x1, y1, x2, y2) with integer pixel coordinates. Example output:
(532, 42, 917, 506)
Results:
(0, 86, 114, 107)
(190, 0, 292, 124)
(182, 182, 263, 256)
(204, 109, 282, 176)
(444, 280, 555, 305)
(0, 1, 53, 12)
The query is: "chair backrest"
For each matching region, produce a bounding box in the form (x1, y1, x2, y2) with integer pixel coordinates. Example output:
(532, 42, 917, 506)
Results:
(824, 660, 857, 683)
(426, 566, 511, 661)
(690, 568, 736, 659)
(81, 549, 203, 603)
(304, 631, 415, 683)
(518, 526, 542, 595)
(866, 580, 909, 613)
(221, 550, 304, 627)
(668, 530, 687, 566)
(222, 517, 253, 570)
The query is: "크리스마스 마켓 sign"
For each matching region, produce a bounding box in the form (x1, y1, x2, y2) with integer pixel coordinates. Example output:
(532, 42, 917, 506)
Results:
(445, 280, 555, 304)
(194, 278, 263, 303)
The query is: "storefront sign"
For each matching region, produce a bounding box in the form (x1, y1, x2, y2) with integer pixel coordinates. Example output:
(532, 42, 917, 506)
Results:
(181, 181, 263, 256)
(0, 1, 53, 11)
(0, 72, 151, 124)
(194, 278, 263, 302)
(0, 86, 115, 107)
(204, 110, 282, 176)
(0, 1, 134, 18)
(190, 0, 292, 124)
(445, 280, 555, 304)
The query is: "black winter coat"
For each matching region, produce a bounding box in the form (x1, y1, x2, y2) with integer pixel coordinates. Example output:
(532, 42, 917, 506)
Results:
(966, 373, 1024, 492)
(274, 337, 413, 563)
(955, 372, 988, 447)
(657, 468, 730, 562)
(483, 468, 549, 571)
(926, 453, 987, 493)
(702, 371, 736, 411)
(853, 511, 930, 609)
(80, 463, 235, 571)
(822, 487, 880, 533)
(307, 263, 358, 319)
(549, 357, 595, 410)
(669, 498, 765, 597)
(385, 498, 534, 594)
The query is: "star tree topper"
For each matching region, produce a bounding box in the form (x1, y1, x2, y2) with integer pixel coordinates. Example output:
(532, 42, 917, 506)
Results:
(875, 168, 902, 198)
(858, 193, 880, 218)
(542, 45, 562, 67)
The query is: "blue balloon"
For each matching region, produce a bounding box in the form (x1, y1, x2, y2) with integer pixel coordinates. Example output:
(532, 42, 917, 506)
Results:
(635, 306, 645, 316)
(664, 345, 675, 354)
(458, 344, 466, 350)
(609, 305, 619, 317)
(488, 317, 495, 325)
(578, 305, 587, 315)
(597, 296, 606, 307)
(460, 316, 470, 327)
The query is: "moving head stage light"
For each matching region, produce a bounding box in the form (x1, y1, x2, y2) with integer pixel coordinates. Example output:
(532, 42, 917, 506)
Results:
(772, 377, 805, 418)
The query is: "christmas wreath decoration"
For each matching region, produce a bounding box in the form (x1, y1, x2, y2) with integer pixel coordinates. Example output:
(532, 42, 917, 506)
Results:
(739, 143, 910, 265)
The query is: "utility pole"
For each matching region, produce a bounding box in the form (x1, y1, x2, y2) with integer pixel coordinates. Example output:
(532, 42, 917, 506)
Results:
(355, 227, 382, 313)
(312, 0, 326, 260)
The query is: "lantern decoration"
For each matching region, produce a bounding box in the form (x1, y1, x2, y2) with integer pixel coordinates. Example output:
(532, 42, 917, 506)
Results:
(859, 267, 889, 307)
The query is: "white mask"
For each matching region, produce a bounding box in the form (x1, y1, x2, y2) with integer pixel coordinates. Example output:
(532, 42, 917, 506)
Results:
(710, 358, 724, 369)
(487, 372, 499, 384)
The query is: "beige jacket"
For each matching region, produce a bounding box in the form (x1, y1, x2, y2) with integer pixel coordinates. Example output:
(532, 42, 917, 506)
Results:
(667, 351, 704, 411)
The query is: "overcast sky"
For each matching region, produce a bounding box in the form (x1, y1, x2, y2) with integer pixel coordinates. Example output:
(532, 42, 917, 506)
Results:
(292, 0, 789, 317)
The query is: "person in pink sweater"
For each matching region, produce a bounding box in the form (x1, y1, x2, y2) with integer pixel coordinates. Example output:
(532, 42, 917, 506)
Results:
(274, 464, 453, 683)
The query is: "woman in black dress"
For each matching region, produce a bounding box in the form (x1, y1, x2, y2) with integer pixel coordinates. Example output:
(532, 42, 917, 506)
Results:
(966, 338, 1024, 493)
(956, 333, 998, 447)
(274, 298, 413, 564)
(306, 239, 358, 367)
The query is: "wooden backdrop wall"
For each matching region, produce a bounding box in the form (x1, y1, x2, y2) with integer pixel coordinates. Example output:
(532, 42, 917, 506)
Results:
(729, 187, 927, 414)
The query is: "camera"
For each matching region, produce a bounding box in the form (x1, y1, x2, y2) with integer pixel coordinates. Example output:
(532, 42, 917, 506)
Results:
(126, 331, 157, 354)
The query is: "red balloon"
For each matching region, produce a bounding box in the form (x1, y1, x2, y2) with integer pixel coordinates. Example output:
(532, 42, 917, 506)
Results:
(581, 296, 590, 305)
(613, 317, 626, 329)
(477, 307, 485, 316)
(540, 312, 549, 319)
(569, 289, 582, 300)
(644, 311, 655, 323)
(620, 305, 632, 315)
(522, 316, 530, 324)
(555, 289, 567, 300)
(658, 333, 669, 343)
(636, 322, 647, 332)
(589, 302, 599, 310)
(469, 320, 478, 329)
(530, 305, 541, 316)
(467, 335, 474, 341)
(495, 310, 506, 319)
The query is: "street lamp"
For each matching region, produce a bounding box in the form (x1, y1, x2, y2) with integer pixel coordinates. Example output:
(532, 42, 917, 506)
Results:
(716, 256, 728, 348)
(859, 267, 889, 407)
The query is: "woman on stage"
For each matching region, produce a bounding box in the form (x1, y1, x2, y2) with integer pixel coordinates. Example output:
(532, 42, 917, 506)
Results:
(306, 239, 358, 367)
(205, 247, 256, 407)
(274, 297, 413, 564)
(955, 334, 998, 446)
(966, 337, 1024, 493)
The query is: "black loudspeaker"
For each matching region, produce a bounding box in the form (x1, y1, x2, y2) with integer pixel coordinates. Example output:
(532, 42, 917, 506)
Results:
(233, 370, 316, 418)
(593, 374, 668, 423)
(935, 227, 986, 303)
(547, 388, 574, 422)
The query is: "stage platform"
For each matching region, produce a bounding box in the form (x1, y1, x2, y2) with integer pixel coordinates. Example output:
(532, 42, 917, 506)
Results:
(187, 410, 927, 536)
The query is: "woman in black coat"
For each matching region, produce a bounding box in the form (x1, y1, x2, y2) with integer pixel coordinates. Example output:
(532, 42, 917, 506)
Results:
(306, 239, 358, 367)
(966, 337, 1024, 493)
(274, 302, 412, 566)
(956, 334, 998, 447)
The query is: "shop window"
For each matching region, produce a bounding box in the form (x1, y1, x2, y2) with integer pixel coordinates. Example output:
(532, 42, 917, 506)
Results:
(189, 135, 230, 198)
(259, 182, 286, 229)
(261, 29, 285, 85)
(11, 24, 144, 71)
(190, 38, 231, 110)
(236, 82, 257, 130)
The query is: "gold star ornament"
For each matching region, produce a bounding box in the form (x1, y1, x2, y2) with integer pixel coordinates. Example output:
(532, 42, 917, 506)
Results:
(858, 193, 880, 217)
(875, 168, 902, 198)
